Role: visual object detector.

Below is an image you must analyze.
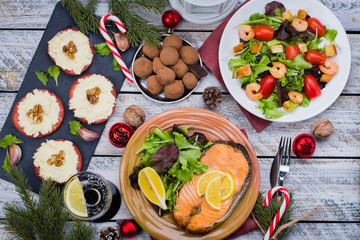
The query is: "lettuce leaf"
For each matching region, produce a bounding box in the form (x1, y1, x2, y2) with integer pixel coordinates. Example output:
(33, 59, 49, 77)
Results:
(323, 28, 337, 43)
(257, 94, 286, 119)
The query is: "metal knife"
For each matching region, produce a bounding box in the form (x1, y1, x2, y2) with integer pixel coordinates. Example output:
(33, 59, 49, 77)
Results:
(270, 146, 283, 188)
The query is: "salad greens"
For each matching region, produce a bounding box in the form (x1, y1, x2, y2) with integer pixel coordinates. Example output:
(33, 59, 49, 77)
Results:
(131, 125, 212, 213)
(229, 3, 338, 119)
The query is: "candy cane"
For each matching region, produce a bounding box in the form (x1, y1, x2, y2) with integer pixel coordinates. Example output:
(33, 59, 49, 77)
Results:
(99, 14, 133, 83)
(263, 186, 290, 240)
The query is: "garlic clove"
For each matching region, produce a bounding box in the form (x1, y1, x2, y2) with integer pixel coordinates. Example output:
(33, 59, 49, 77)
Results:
(77, 126, 100, 142)
(8, 144, 22, 166)
(112, 31, 130, 52)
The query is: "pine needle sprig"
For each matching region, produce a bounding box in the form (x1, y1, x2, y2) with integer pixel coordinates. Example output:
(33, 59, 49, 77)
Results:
(65, 219, 97, 240)
(85, 0, 100, 33)
(109, 0, 164, 47)
(120, 0, 166, 14)
(61, 0, 93, 34)
(253, 192, 295, 240)
(2, 204, 35, 240)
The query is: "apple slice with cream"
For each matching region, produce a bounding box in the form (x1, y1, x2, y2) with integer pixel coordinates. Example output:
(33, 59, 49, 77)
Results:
(48, 28, 94, 75)
(12, 89, 64, 138)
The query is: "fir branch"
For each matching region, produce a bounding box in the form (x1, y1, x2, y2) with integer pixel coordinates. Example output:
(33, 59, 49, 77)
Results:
(65, 219, 97, 240)
(85, 0, 100, 33)
(2, 204, 35, 240)
(120, 0, 166, 14)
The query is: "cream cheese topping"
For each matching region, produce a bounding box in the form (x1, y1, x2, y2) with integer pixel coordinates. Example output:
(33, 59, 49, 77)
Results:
(69, 74, 116, 124)
(48, 29, 93, 75)
(33, 140, 79, 183)
(17, 89, 61, 137)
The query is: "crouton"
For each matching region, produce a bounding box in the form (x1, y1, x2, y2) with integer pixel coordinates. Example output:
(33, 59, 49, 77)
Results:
(236, 64, 252, 78)
(233, 43, 244, 56)
(297, 9, 308, 20)
(325, 44, 337, 57)
(269, 44, 284, 54)
(296, 41, 308, 53)
(283, 101, 293, 110)
(250, 43, 262, 54)
(320, 74, 332, 83)
(282, 10, 294, 22)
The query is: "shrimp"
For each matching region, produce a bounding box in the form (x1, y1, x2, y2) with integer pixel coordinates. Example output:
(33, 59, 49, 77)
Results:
(238, 25, 255, 41)
(246, 83, 263, 100)
(288, 91, 303, 105)
(270, 62, 287, 79)
(319, 60, 338, 76)
(292, 18, 308, 32)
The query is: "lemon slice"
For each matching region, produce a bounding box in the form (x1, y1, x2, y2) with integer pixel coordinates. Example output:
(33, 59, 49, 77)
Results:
(205, 176, 222, 210)
(221, 172, 235, 201)
(64, 177, 88, 217)
(197, 170, 226, 197)
(138, 167, 167, 210)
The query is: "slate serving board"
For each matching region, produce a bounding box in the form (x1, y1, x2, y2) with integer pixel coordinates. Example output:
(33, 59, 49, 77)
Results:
(0, 2, 136, 193)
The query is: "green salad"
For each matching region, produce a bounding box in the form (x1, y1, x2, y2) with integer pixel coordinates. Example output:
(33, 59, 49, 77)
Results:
(228, 1, 338, 119)
(129, 125, 212, 213)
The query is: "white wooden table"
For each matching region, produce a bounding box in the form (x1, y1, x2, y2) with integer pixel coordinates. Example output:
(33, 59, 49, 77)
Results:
(0, 1, 359, 239)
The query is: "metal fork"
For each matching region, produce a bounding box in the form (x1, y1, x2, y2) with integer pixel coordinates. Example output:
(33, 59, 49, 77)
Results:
(278, 137, 292, 187)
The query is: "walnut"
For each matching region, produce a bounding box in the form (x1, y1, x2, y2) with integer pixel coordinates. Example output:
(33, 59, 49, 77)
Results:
(27, 104, 44, 124)
(63, 41, 77, 60)
(123, 105, 146, 128)
(312, 119, 334, 139)
(86, 86, 101, 105)
(47, 150, 65, 167)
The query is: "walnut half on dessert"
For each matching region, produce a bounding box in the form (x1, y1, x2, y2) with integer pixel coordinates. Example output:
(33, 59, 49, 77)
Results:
(33, 139, 82, 184)
(69, 74, 116, 124)
(12, 89, 64, 138)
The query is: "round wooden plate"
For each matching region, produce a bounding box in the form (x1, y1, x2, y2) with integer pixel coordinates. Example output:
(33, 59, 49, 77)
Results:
(119, 108, 260, 240)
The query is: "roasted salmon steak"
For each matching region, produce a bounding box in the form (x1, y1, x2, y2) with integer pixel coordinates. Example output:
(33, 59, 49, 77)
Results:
(173, 141, 251, 234)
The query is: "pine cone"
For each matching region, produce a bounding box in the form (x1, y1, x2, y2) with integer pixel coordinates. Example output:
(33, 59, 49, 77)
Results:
(99, 226, 120, 240)
(203, 87, 222, 107)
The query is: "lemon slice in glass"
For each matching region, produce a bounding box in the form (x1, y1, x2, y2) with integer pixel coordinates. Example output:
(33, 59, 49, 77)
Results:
(220, 172, 235, 201)
(138, 167, 167, 210)
(205, 176, 222, 210)
(197, 170, 225, 197)
(64, 177, 88, 217)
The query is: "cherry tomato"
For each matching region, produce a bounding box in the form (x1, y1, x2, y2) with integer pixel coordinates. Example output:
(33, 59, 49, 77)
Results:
(304, 50, 327, 65)
(285, 45, 300, 60)
(258, 75, 276, 99)
(307, 18, 326, 37)
(253, 26, 275, 41)
(304, 74, 321, 99)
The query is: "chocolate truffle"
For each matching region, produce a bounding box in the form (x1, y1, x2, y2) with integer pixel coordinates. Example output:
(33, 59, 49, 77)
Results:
(170, 59, 188, 79)
(142, 42, 160, 59)
(182, 72, 198, 90)
(157, 66, 175, 85)
(153, 57, 165, 74)
(163, 35, 183, 51)
(133, 57, 152, 78)
(179, 46, 199, 65)
(160, 47, 179, 66)
(164, 80, 185, 100)
(147, 75, 164, 95)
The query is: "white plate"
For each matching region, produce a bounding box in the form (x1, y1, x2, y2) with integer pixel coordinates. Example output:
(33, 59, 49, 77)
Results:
(218, 0, 351, 122)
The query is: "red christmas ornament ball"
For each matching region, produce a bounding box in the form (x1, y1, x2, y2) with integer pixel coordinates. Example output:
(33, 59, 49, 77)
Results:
(108, 122, 133, 148)
(119, 220, 139, 239)
(162, 10, 181, 29)
(293, 133, 316, 158)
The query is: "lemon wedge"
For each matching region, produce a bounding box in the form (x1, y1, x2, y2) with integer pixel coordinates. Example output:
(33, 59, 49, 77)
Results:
(64, 177, 88, 217)
(197, 170, 226, 197)
(138, 167, 167, 210)
(220, 172, 235, 201)
(205, 176, 222, 210)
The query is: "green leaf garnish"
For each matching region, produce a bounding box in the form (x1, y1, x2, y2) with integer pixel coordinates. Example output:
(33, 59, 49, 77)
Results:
(94, 42, 111, 56)
(69, 120, 81, 137)
(112, 57, 120, 71)
(48, 65, 61, 86)
(0, 134, 23, 149)
(2, 149, 10, 173)
(35, 71, 49, 86)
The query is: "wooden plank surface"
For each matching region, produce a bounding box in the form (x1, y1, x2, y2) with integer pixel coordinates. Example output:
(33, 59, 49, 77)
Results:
(0, 30, 359, 94)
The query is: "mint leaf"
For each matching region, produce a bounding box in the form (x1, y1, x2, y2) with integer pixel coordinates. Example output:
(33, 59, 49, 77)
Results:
(48, 65, 61, 86)
(112, 57, 120, 71)
(35, 71, 49, 86)
(94, 42, 111, 56)
(69, 120, 81, 137)
(0, 134, 23, 148)
(2, 149, 10, 173)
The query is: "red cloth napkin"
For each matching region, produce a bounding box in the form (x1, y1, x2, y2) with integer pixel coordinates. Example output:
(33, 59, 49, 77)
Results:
(198, 0, 271, 132)
(149, 129, 259, 239)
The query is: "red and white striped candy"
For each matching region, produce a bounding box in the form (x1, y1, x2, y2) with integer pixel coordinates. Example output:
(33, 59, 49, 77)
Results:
(263, 186, 290, 240)
(99, 14, 133, 83)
